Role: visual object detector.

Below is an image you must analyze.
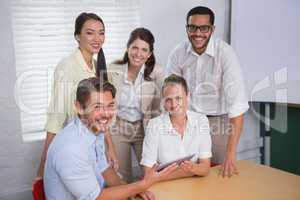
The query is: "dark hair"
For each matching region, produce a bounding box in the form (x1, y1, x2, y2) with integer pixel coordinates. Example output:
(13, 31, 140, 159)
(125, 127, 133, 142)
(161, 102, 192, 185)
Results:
(162, 74, 189, 95)
(114, 27, 155, 81)
(74, 12, 108, 81)
(186, 6, 215, 25)
(96, 49, 108, 81)
(76, 77, 116, 109)
(74, 12, 104, 36)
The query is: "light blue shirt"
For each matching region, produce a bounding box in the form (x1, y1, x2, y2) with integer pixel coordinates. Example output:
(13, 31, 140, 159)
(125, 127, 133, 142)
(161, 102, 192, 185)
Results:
(44, 117, 108, 200)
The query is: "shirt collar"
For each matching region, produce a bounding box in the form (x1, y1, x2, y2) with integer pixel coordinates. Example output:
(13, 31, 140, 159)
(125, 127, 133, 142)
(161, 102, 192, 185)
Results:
(74, 116, 103, 144)
(163, 110, 196, 134)
(75, 48, 96, 74)
(186, 37, 215, 57)
(123, 63, 145, 84)
(186, 110, 197, 128)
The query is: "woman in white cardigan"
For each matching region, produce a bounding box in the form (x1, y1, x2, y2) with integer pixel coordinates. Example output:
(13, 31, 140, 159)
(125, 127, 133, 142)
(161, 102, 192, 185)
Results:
(108, 27, 164, 182)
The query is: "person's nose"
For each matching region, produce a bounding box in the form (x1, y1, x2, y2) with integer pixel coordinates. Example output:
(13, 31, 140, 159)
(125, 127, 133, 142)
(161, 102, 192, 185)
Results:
(100, 108, 109, 118)
(103, 106, 115, 118)
(136, 49, 143, 57)
(170, 99, 177, 108)
(94, 33, 102, 43)
(194, 28, 204, 36)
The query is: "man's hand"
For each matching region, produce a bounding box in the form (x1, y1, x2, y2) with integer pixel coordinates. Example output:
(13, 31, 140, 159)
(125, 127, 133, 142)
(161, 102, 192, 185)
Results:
(219, 152, 238, 177)
(220, 114, 244, 178)
(142, 163, 178, 188)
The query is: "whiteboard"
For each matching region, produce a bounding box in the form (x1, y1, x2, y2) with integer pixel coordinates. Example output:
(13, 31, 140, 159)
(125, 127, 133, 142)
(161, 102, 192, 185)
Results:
(231, 0, 300, 104)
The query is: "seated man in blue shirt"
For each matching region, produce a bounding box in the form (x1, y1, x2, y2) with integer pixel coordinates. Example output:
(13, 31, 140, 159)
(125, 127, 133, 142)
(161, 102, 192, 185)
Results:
(44, 77, 177, 200)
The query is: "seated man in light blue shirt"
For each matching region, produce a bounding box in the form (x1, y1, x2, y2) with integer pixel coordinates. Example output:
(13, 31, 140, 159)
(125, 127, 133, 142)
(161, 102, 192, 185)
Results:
(44, 77, 177, 200)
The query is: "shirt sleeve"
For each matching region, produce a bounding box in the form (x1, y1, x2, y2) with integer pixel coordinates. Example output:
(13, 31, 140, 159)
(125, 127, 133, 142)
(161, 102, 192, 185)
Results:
(151, 65, 164, 118)
(165, 47, 182, 77)
(96, 135, 109, 173)
(140, 119, 159, 168)
(45, 64, 70, 134)
(221, 45, 249, 118)
(197, 115, 212, 159)
(55, 145, 101, 200)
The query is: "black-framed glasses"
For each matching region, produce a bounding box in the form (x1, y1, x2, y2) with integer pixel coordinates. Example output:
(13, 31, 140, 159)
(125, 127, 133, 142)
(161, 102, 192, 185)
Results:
(186, 24, 212, 33)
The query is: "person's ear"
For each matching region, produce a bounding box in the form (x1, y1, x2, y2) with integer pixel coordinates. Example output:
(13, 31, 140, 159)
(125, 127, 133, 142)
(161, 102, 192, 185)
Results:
(211, 25, 215, 34)
(75, 101, 84, 115)
(75, 35, 80, 42)
(147, 52, 152, 60)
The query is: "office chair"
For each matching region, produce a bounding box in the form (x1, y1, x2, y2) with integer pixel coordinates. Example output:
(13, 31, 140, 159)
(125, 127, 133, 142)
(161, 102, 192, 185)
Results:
(32, 179, 46, 200)
(211, 162, 219, 167)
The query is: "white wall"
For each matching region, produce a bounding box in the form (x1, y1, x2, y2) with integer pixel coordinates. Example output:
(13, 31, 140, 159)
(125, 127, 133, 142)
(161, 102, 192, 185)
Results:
(0, 0, 43, 197)
(231, 0, 300, 103)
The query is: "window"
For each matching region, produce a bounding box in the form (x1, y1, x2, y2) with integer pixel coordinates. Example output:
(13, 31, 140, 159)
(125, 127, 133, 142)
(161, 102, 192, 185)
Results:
(11, 0, 140, 142)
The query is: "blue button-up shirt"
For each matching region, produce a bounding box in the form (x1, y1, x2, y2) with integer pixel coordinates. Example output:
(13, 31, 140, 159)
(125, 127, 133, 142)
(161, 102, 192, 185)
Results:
(44, 117, 108, 200)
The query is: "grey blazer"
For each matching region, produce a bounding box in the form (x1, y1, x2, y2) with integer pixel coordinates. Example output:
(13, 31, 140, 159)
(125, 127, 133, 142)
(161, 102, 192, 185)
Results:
(107, 63, 164, 128)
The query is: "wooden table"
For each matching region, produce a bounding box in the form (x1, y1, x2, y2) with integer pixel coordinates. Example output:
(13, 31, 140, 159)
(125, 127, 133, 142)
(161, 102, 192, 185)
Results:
(147, 160, 300, 200)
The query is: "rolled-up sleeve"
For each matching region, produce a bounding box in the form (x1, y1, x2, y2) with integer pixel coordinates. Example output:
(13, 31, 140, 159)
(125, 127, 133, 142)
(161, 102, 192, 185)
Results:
(140, 119, 159, 168)
(55, 146, 101, 200)
(45, 65, 70, 134)
(222, 46, 249, 118)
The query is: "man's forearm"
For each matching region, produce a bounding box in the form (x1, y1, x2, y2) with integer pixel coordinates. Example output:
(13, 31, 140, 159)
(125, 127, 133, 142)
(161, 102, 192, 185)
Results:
(97, 180, 147, 200)
(226, 114, 244, 156)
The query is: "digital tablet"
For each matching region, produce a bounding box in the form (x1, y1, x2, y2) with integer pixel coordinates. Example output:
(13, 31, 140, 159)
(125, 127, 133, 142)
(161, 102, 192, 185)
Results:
(156, 154, 195, 172)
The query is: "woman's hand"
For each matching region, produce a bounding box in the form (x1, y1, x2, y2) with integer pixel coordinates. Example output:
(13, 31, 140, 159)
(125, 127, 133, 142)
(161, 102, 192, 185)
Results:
(142, 163, 178, 189)
(179, 160, 197, 174)
(107, 147, 119, 171)
(104, 129, 119, 171)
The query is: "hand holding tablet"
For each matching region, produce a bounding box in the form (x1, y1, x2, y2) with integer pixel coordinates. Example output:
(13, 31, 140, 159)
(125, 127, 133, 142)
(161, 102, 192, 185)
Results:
(156, 154, 195, 172)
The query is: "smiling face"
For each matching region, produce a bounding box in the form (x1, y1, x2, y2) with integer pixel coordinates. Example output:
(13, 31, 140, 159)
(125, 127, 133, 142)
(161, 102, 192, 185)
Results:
(76, 19, 105, 56)
(77, 91, 115, 134)
(186, 14, 214, 55)
(127, 38, 152, 69)
(163, 83, 188, 117)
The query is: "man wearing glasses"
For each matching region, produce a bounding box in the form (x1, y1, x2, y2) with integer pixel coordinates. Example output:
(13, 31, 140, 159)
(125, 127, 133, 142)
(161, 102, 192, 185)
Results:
(165, 6, 249, 178)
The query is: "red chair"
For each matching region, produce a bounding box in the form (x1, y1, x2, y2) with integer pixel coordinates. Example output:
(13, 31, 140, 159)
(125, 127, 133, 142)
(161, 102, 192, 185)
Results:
(211, 162, 219, 167)
(32, 179, 46, 200)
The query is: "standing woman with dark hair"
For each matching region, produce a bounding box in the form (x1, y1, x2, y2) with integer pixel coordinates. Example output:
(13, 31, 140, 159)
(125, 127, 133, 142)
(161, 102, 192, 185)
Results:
(108, 27, 164, 182)
(36, 12, 118, 179)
